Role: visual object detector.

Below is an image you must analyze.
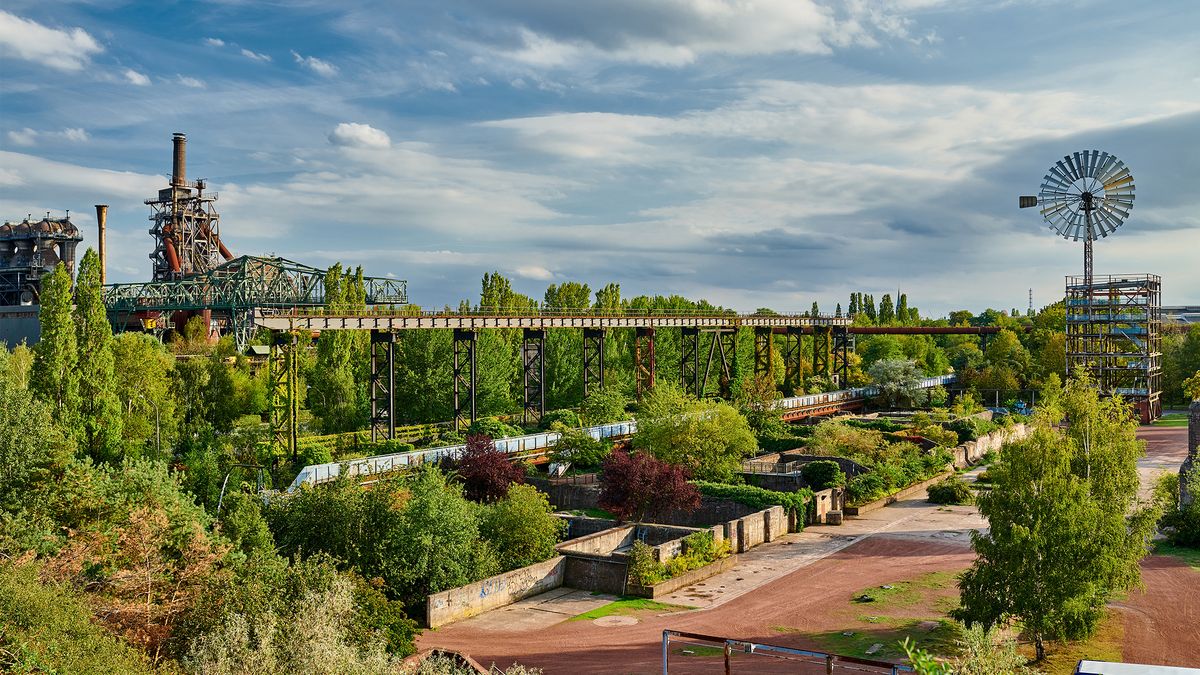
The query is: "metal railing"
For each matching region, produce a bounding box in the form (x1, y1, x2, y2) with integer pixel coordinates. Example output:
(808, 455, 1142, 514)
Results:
(661, 630, 913, 674)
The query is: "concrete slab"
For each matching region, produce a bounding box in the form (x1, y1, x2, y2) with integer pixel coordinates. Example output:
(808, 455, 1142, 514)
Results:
(439, 588, 619, 632)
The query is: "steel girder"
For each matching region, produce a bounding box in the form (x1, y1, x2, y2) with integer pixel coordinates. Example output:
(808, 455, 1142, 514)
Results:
(681, 327, 700, 397)
(635, 327, 656, 400)
(453, 329, 477, 431)
(813, 326, 832, 380)
(784, 327, 804, 394)
(583, 328, 606, 397)
(754, 327, 774, 380)
(267, 332, 298, 461)
(523, 329, 546, 425)
(370, 331, 396, 442)
(832, 327, 852, 387)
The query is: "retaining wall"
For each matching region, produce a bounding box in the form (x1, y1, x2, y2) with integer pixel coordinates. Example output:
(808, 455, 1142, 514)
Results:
(626, 555, 740, 599)
(426, 556, 566, 628)
(950, 423, 1029, 468)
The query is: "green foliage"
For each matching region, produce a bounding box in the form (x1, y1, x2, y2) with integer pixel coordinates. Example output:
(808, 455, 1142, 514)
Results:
(634, 385, 757, 482)
(466, 416, 523, 440)
(0, 349, 69, 511)
(692, 481, 812, 521)
(868, 358, 929, 408)
(112, 333, 178, 459)
(955, 375, 1158, 660)
(659, 530, 732, 579)
(479, 484, 566, 570)
(846, 472, 885, 504)
(539, 408, 581, 430)
(1156, 467, 1200, 547)
(626, 540, 668, 587)
(734, 374, 784, 434)
(943, 416, 997, 444)
(926, 475, 973, 505)
(549, 426, 611, 470)
(800, 460, 845, 491)
(0, 561, 153, 674)
(31, 263, 79, 418)
(578, 385, 628, 426)
(218, 490, 274, 558)
(807, 420, 887, 461)
(74, 249, 125, 463)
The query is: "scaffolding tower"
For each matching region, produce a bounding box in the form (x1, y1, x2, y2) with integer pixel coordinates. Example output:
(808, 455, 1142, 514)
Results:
(1065, 273, 1161, 422)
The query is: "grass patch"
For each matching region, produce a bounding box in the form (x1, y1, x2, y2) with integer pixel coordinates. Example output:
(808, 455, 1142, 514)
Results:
(570, 597, 693, 621)
(1153, 541, 1200, 570)
(850, 570, 958, 609)
(674, 645, 725, 657)
(563, 507, 616, 519)
(1020, 612, 1123, 675)
(1151, 414, 1189, 427)
(776, 618, 963, 659)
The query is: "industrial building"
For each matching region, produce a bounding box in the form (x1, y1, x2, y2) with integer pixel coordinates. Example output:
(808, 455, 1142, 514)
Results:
(0, 214, 83, 345)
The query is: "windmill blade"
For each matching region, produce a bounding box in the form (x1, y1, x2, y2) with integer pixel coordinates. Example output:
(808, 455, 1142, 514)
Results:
(1097, 159, 1128, 185)
(1086, 149, 1100, 178)
(1042, 174, 1073, 192)
(1056, 160, 1078, 184)
(1093, 209, 1121, 237)
(1073, 152, 1088, 179)
(1104, 174, 1135, 191)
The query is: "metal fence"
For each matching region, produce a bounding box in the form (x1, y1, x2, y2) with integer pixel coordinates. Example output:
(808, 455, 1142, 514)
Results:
(662, 630, 914, 675)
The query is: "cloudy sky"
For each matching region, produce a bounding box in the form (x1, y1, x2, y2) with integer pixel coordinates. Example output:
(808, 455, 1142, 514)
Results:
(1, 1, 1197, 316)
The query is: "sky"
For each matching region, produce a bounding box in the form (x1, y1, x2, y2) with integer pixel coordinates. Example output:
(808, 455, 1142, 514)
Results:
(1, 0, 1198, 317)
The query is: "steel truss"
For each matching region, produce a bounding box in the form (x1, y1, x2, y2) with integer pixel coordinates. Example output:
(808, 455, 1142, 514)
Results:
(267, 332, 298, 461)
(583, 328, 606, 396)
(681, 327, 735, 398)
(754, 327, 774, 380)
(453, 329, 477, 430)
(635, 327, 656, 400)
(370, 331, 396, 442)
(523, 329, 546, 425)
(784, 327, 804, 394)
(813, 326, 832, 379)
(832, 327, 851, 387)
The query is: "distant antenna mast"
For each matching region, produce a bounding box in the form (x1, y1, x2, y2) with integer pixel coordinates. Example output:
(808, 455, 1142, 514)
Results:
(1028, 288, 1033, 316)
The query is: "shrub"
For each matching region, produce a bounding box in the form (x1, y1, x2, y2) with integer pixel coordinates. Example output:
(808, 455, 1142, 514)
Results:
(691, 482, 812, 522)
(599, 451, 700, 522)
(800, 460, 845, 491)
(974, 470, 992, 484)
(927, 476, 974, 505)
(549, 426, 611, 470)
(480, 484, 567, 571)
(454, 434, 525, 503)
(466, 417, 522, 440)
(846, 473, 885, 505)
(579, 385, 629, 426)
(539, 408, 581, 430)
(627, 540, 667, 586)
(1157, 470, 1200, 547)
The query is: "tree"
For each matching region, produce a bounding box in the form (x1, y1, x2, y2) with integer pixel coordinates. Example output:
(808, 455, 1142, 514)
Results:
(548, 426, 610, 470)
(480, 484, 567, 570)
(579, 385, 627, 425)
(897, 293, 908, 325)
(955, 375, 1157, 660)
(74, 256, 124, 463)
(633, 385, 757, 482)
(0, 347, 68, 509)
(454, 434, 525, 503)
(1184, 371, 1200, 401)
(863, 294, 877, 323)
(733, 374, 783, 434)
(878, 294, 895, 324)
(113, 333, 179, 459)
(31, 263, 78, 417)
(867, 358, 927, 408)
(598, 450, 700, 522)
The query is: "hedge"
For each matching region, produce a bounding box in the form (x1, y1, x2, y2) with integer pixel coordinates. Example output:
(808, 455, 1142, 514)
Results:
(692, 481, 813, 524)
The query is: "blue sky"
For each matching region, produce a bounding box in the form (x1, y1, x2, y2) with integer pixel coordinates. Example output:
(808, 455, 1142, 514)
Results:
(1, 0, 1197, 315)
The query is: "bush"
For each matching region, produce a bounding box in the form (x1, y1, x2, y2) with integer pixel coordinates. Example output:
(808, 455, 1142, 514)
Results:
(1157, 470, 1200, 547)
(599, 451, 700, 522)
(692, 481, 812, 522)
(800, 460, 845, 491)
(549, 426, 611, 470)
(627, 540, 667, 586)
(454, 434, 525, 503)
(579, 385, 628, 426)
(846, 473, 885, 505)
(466, 417, 522, 440)
(539, 408, 581, 430)
(974, 470, 992, 484)
(480, 484, 567, 571)
(927, 476, 974, 505)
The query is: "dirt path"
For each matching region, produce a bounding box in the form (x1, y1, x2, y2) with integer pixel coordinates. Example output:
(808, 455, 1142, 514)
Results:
(1114, 555, 1200, 667)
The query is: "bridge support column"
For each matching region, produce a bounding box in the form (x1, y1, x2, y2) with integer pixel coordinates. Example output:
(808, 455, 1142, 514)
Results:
(681, 327, 700, 397)
(635, 327, 656, 400)
(832, 327, 851, 387)
(813, 326, 831, 380)
(523, 329, 545, 425)
(784, 327, 804, 394)
(583, 328, 606, 397)
(453, 329, 477, 431)
(268, 331, 298, 461)
(370, 330, 396, 442)
(700, 328, 736, 399)
(754, 327, 774, 380)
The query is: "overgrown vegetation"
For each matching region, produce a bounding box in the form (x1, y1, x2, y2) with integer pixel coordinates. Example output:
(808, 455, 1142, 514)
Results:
(926, 475, 974, 505)
(626, 530, 732, 587)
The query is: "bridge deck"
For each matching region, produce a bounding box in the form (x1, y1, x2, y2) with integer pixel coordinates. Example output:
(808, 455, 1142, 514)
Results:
(254, 310, 850, 331)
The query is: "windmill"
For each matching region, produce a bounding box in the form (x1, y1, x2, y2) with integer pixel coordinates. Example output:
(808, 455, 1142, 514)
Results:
(1017, 151, 1159, 422)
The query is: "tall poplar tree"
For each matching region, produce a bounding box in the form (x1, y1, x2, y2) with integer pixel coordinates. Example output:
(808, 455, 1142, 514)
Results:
(31, 263, 79, 420)
(74, 249, 124, 462)
(897, 293, 908, 325)
(878, 293, 895, 324)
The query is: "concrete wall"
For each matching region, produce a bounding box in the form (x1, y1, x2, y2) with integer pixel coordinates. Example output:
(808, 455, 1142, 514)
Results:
(951, 423, 1030, 468)
(556, 525, 636, 556)
(657, 496, 762, 528)
(0, 305, 40, 347)
(561, 554, 629, 595)
(808, 488, 845, 525)
(426, 556, 566, 628)
(528, 477, 600, 511)
(557, 515, 618, 540)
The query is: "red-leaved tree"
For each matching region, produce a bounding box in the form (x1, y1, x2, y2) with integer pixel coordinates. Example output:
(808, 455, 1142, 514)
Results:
(598, 450, 701, 522)
(455, 433, 525, 502)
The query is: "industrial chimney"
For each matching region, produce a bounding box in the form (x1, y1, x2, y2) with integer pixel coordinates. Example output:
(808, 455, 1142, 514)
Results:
(172, 132, 187, 187)
(94, 204, 108, 285)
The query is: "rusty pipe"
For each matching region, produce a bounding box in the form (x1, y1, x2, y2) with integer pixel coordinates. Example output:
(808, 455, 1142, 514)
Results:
(172, 133, 187, 187)
(164, 239, 181, 272)
(94, 204, 107, 285)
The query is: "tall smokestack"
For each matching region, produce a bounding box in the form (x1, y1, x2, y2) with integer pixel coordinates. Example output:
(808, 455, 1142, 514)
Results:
(94, 204, 108, 285)
(172, 132, 187, 187)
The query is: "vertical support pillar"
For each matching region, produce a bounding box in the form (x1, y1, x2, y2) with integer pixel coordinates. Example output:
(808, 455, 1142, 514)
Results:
(717, 329, 736, 399)
(268, 331, 298, 461)
(635, 327, 656, 400)
(813, 325, 831, 379)
(523, 329, 545, 425)
(453, 328, 477, 431)
(784, 326, 803, 394)
(370, 330, 396, 442)
(754, 327, 774, 380)
(681, 327, 700, 397)
(832, 326, 850, 387)
(583, 328, 606, 397)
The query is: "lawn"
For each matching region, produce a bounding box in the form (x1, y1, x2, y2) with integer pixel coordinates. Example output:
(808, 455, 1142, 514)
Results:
(1153, 541, 1200, 570)
(1018, 613, 1124, 675)
(570, 597, 692, 621)
(1151, 414, 1189, 427)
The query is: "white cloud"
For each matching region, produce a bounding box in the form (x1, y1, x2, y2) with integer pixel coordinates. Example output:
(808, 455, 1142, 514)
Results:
(328, 122, 391, 149)
(0, 10, 103, 72)
(291, 50, 338, 77)
(5, 127, 90, 146)
(204, 37, 225, 47)
(123, 68, 150, 86)
(241, 48, 271, 62)
(177, 75, 205, 88)
(515, 265, 554, 281)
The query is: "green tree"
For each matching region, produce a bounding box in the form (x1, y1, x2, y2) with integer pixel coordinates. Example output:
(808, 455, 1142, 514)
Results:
(479, 484, 566, 570)
(0, 347, 69, 509)
(633, 386, 757, 482)
(896, 293, 908, 325)
(868, 358, 928, 408)
(579, 384, 628, 425)
(74, 250, 124, 462)
(955, 375, 1157, 660)
(878, 293, 895, 324)
(113, 333, 179, 458)
(30, 263, 78, 417)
